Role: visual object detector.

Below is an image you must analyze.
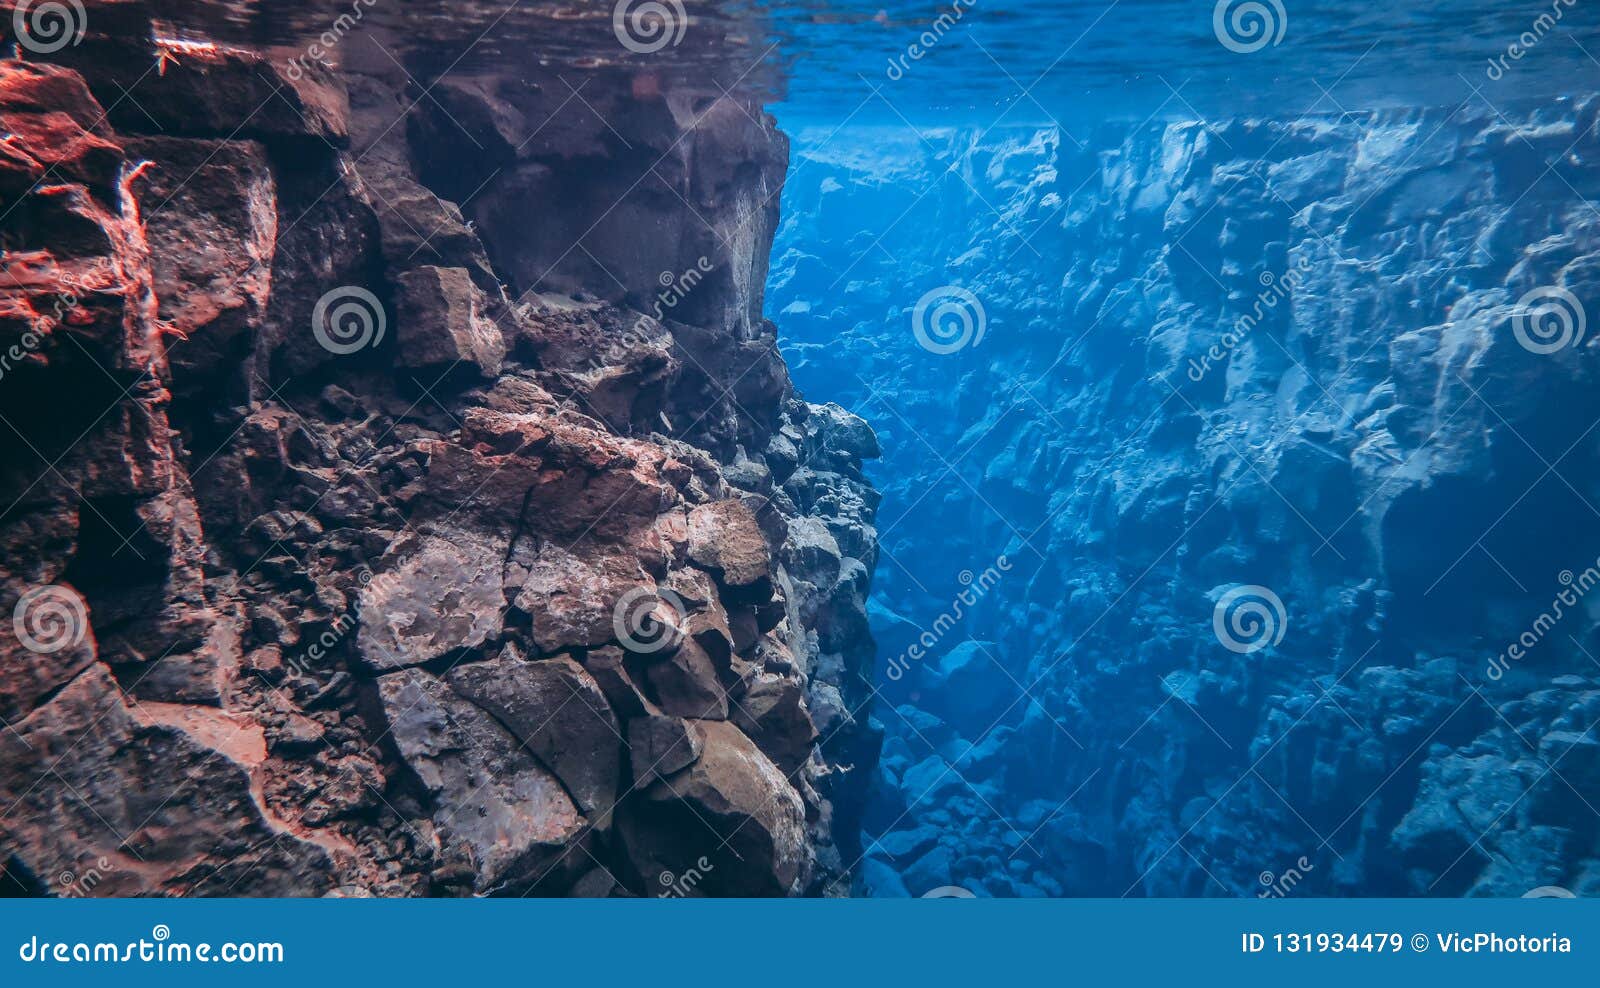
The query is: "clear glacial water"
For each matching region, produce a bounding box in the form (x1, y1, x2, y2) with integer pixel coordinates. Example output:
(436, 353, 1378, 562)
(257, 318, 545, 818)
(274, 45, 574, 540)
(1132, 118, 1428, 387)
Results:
(71, 0, 1600, 123)
(772, 0, 1600, 126)
(758, 0, 1600, 897)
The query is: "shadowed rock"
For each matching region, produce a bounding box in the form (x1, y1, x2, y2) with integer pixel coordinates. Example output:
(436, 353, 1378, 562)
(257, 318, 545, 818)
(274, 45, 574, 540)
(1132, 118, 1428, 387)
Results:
(621, 719, 809, 896)
(396, 265, 506, 379)
(628, 714, 702, 785)
(646, 636, 730, 720)
(0, 31, 879, 898)
(377, 669, 585, 894)
(447, 651, 621, 824)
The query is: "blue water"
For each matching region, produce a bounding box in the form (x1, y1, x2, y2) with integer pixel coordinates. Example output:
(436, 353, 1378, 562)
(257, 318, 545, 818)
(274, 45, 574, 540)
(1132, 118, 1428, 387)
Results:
(768, 1, 1600, 896)
(768, 0, 1600, 124)
(123, 1, 1600, 124)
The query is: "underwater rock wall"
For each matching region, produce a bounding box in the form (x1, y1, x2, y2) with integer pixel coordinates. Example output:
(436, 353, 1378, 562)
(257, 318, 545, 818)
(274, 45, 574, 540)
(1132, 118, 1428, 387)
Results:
(0, 26, 878, 897)
(771, 102, 1600, 896)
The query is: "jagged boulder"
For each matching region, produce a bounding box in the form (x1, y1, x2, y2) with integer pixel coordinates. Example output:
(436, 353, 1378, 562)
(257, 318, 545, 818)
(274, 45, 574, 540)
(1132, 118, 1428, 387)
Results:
(686, 499, 773, 598)
(621, 719, 809, 896)
(583, 646, 661, 719)
(127, 135, 276, 385)
(647, 636, 730, 720)
(356, 534, 506, 671)
(447, 651, 621, 823)
(377, 670, 585, 893)
(511, 542, 651, 653)
(395, 265, 506, 379)
(733, 672, 817, 774)
(628, 715, 702, 785)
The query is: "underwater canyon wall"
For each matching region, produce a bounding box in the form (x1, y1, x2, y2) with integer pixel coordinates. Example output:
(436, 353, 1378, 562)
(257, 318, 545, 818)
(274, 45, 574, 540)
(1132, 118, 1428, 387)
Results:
(771, 100, 1600, 896)
(0, 18, 880, 897)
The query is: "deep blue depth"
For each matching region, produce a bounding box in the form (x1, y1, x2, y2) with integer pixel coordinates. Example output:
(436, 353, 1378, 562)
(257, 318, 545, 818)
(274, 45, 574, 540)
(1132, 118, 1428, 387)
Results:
(767, 1, 1600, 895)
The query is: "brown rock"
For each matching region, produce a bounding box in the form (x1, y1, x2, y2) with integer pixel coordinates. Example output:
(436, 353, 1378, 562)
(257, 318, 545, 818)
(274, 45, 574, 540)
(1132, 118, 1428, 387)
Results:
(0, 110, 122, 193)
(686, 499, 772, 597)
(512, 542, 650, 653)
(0, 62, 109, 132)
(647, 635, 728, 720)
(447, 652, 621, 823)
(0, 583, 97, 723)
(363, 173, 499, 287)
(395, 265, 506, 378)
(628, 714, 702, 785)
(356, 534, 506, 671)
(583, 646, 661, 719)
(0, 665, 335, 895)
(623, 719, 809, 896)
(732, 673, 818, 774)
(377, 669, 584, 893)
(516, 295, 681, 433)
(126, 136, 275, 384)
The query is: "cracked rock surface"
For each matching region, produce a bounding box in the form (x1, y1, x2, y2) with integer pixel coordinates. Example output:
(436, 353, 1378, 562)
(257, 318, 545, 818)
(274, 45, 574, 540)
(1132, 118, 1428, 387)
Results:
(0, 24, 878, 897)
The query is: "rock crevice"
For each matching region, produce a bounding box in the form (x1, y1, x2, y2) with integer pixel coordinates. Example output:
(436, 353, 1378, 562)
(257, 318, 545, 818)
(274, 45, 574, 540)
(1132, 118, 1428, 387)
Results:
(0, 29, 878, 898)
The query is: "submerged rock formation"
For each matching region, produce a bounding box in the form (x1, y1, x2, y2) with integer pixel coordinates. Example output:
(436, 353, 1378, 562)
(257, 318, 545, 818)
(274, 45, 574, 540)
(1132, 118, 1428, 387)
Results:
(772, 104, 1600, 897)
(0, 21, 878, 897)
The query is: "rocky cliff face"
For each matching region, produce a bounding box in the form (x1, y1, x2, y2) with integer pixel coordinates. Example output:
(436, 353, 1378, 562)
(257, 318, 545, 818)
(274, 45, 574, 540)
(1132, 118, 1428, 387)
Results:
(0, 25, 878, 897)
(771, 103, 1600, 897)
